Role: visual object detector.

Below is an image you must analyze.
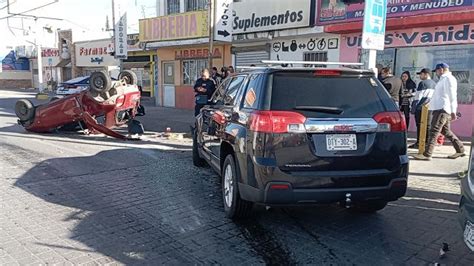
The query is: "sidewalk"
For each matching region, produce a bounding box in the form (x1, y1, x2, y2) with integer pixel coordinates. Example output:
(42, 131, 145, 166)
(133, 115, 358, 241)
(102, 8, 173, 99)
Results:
(138, 98, 194, 134)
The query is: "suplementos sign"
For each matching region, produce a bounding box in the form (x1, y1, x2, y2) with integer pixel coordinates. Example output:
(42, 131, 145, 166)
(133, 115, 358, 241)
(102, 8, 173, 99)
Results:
(233, 0, 313, 34)
(342, 23, 474, 49)
(317, 0, 474, 25)
(139, 11, 209, 42)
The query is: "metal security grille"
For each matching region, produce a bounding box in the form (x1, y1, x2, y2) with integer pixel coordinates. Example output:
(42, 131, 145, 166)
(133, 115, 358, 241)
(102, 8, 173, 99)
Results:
(167, 0, 180, 14)
(185, 0, 208, 11)
(235, 51, 270, 69)
(304, 52, 328, 68)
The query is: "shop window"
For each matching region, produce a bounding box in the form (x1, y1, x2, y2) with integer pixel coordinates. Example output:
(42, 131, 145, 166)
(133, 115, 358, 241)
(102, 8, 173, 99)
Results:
(185, 0, 208, 11)
(183, 59, 209, 85)
(167, 0, 180, 15)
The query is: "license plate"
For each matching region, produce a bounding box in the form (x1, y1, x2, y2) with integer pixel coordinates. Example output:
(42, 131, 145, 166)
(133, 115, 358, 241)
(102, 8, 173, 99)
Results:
(326, 134, 357, 151)
(464, 221, 474, 251)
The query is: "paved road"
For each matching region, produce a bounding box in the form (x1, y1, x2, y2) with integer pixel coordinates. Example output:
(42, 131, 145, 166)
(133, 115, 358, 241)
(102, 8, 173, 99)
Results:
(0, 89, 473, 265)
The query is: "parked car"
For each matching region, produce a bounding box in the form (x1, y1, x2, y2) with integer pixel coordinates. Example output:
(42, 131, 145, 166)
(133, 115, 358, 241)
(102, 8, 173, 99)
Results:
(15, 70, 144, 139)
(458, 129, 474, 251)
(56, 76, 90, 95)
(192, 62, 409, 219)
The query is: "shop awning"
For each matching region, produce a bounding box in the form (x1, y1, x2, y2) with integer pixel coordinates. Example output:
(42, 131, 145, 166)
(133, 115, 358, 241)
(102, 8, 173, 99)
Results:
(122, 61, 150, 69)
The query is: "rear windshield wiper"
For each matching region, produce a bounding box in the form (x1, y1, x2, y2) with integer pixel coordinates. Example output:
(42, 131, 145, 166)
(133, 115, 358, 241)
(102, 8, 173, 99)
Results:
(293, 106, 344, 115)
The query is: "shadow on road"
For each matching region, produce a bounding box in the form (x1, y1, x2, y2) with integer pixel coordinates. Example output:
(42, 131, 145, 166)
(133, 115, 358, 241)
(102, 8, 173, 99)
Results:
(10, 145, 473, 264)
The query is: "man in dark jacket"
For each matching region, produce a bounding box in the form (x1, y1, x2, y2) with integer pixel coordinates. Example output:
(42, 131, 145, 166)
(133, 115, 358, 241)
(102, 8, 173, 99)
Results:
(381, 67, 402, 105)
(194, 69, 216, 116)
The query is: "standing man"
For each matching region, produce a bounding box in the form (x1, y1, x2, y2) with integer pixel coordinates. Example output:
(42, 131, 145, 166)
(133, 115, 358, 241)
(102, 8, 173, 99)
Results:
(380, 67, 402, 105)
(194, 69, 216, 116)
(414, 63, 465, 160)
(210, 67, 222, 86)
(409, 68, 436, 149)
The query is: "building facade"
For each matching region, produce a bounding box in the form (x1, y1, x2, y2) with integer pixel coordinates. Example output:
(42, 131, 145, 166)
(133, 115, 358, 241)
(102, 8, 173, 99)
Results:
(140, 3, 232, 109)
(320, 0, 474, 137)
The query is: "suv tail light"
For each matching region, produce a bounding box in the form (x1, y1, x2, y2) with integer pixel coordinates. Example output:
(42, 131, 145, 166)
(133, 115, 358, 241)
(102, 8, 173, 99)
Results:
(249, 111, 306, 133)
(373, 112, 407, 132)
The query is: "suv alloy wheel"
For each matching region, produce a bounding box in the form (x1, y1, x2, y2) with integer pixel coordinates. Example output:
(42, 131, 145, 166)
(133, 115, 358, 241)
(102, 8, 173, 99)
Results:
(222, 154, 253, 219)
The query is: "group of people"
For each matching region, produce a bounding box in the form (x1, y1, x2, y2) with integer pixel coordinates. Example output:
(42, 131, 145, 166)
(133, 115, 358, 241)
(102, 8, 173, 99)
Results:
(377, 63, 465, 160)
(193, 65, 236, 116)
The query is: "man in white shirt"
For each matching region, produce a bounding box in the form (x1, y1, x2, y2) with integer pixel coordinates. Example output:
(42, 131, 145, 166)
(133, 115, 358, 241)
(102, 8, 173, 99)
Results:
(414, 63, 465, 160)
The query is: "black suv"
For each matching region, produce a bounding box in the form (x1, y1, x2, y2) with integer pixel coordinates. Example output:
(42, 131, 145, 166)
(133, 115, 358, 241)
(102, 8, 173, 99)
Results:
(193, 66, 408, 219)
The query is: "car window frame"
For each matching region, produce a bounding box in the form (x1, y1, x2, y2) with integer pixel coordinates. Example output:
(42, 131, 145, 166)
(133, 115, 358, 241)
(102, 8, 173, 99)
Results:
(211, 77, 231, 104)
(222, 75, 247, 107)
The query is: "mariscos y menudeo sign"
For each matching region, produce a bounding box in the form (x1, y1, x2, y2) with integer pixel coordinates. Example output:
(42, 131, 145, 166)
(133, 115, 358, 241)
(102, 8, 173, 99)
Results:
(232, 0, 313, 34)
(318, 0, 474, 25)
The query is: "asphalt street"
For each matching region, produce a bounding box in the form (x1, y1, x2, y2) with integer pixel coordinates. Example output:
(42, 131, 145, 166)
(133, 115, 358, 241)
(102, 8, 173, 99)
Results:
(0, 89, 473, 265)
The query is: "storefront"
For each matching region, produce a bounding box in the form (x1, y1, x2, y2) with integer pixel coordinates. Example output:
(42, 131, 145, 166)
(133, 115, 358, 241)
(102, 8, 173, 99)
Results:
(140, 10, 232, 109)
(41, 47, 60, 89)
(124, 34, 153, 96)
(232, 0, 340, 68)
(74, 39, 119, 77)
(321, 0, 474, 137)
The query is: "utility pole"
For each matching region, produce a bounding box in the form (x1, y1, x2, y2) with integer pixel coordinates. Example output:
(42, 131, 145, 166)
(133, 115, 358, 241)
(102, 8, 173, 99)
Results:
(35, 19, 44, 92)
(208, 0, 215, 68)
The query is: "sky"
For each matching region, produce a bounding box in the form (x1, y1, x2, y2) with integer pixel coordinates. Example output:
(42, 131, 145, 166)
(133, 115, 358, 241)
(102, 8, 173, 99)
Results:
(0, 0, 158, 55)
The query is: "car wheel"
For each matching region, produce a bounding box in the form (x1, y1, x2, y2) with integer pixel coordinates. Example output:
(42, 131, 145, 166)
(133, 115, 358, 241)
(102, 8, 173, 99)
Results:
(351, 200, 388, 213)
(90, 71, 111, 93)
(222, 154, 253, 219)
(118, 70, 138, 85)
(192, 128, 206, 167)
(15, 99, 35, 121)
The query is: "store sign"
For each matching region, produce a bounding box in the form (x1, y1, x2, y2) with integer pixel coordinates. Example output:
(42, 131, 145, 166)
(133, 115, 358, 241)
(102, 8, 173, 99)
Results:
(41, 48, 60, 66)
(115, 14, 128, 59)
(318, 0, 474, 25)
(75, 40, 119, 67)
(139, 11, 209, 42)
(214, 0, 233, 42)
(233, 0, 313, 34)
(128, 34, 142, 51)
(343, 23, 474, 49)
(361, 0, 387, 50)
(175, 47, 222, 60)
(270, 35, 340, 61)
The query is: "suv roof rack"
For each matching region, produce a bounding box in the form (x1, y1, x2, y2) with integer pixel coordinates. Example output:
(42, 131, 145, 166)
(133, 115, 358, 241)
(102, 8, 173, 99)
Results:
(261, 60, 363, 66)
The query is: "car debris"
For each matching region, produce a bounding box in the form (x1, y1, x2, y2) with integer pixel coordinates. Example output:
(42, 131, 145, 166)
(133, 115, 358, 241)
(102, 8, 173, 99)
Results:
(15, 70, 145, 140)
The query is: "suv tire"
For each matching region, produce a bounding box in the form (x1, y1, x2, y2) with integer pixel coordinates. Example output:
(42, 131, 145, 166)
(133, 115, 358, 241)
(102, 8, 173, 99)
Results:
(222, 154, 253, 219)
(352, 200, 388, 213)
(90, 71, 111, 93)
(192, 128, 206, 167)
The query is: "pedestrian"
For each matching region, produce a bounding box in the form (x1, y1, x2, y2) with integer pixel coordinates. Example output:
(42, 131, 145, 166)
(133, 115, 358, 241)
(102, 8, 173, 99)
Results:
(193, 69, 216, 116)
(380, 67, 402, 105)
(221, 66, 228, 80)
(400, 71, 416, 129)
(211, 67, 222, 86)
(228, 65, 235, 76)
(376, 63, 384, 81)
(413, 63, 465, 160)
(409, 68, 436, 149)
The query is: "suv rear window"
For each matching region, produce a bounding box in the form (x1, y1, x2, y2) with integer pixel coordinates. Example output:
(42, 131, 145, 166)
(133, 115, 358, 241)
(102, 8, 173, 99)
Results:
(271, 72, 393, 118)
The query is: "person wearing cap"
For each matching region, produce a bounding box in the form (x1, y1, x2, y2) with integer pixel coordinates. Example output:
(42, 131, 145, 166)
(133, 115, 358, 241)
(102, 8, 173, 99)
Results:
(413, 63, 465, 160)
(409, 68, 436, 149)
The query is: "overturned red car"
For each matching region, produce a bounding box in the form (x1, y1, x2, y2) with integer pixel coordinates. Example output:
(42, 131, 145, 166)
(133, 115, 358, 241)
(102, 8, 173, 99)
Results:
(15, 70, 145, 139)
